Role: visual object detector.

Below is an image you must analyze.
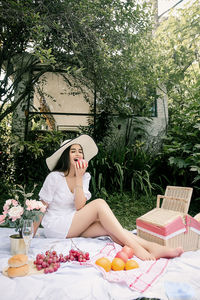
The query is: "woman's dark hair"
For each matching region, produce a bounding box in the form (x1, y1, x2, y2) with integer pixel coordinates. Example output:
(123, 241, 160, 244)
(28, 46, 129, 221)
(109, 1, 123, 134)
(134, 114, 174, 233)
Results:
(52, 147, 71, 175)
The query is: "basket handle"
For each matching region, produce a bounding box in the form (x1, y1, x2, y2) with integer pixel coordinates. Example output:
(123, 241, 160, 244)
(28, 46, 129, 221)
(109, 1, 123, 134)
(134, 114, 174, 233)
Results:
(156, 195, 188, 208)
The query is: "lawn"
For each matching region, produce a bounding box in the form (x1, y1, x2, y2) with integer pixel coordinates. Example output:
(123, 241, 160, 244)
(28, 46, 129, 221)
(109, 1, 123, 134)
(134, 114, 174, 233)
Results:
(105, 192, 156, 230)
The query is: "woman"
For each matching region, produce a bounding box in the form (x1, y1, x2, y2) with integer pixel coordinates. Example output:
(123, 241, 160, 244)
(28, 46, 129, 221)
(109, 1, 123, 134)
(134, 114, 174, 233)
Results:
(37, 134, 183, 261)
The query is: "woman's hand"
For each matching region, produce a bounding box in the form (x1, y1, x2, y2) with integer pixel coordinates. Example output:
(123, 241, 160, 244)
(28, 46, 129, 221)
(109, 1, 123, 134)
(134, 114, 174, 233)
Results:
(74, 159, 88, 177)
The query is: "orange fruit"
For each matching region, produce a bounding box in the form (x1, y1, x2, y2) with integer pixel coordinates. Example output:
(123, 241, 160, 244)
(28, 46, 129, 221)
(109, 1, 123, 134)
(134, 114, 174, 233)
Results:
(111, 257, 125, 271)
(95, 257, 111, 272)
(125, 259, 139, 270)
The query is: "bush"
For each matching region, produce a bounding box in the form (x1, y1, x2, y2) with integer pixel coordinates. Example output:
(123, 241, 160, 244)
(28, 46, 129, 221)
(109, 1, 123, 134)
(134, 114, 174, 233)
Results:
(10, 130, 76, 184)
(88, 139, 159, 197)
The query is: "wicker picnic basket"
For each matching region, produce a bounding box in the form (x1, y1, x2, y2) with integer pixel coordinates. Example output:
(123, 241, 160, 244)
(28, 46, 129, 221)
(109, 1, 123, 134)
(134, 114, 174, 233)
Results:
(136, 186, 200, 252)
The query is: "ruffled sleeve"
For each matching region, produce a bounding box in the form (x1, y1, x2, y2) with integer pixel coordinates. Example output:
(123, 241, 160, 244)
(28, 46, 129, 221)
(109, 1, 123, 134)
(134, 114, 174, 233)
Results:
(39, 172, 59, 204)
(83, 172, 91, 201)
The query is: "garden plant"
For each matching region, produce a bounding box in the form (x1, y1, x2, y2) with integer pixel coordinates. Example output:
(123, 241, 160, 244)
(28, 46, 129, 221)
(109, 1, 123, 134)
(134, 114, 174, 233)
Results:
(0, 0, 199, 228)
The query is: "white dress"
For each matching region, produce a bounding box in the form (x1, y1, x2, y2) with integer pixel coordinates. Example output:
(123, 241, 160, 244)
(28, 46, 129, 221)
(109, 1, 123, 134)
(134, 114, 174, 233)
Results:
(39, 171, 91, 238)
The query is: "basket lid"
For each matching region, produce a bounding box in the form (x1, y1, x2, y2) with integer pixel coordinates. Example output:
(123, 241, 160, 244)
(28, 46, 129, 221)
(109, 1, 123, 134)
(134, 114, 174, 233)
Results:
(137, 208, 185, 227)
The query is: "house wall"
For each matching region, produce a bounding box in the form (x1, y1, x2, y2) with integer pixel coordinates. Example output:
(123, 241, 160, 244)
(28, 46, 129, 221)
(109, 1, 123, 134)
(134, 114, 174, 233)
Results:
(34, 74, 168, 147)
(13, 71, 168, 142)
(33, 72, 93, 132)
(147, 87, 168, 137)
(34, 73, 168, 135)
(104, 87, 168, 147)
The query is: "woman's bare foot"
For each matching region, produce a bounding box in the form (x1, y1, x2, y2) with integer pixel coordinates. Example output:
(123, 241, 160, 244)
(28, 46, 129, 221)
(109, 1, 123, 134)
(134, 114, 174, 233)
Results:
(146, 243, 184, 259)
(159, 246, 184, 259)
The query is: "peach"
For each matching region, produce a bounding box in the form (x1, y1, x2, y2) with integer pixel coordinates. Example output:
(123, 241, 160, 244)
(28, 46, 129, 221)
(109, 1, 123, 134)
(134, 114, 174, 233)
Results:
(122, 246, 134, 259)
(115, 250, 129, 263)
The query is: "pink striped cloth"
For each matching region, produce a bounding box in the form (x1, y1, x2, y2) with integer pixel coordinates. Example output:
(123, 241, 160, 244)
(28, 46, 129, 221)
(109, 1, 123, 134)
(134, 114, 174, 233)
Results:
(90, 243, 169, 293)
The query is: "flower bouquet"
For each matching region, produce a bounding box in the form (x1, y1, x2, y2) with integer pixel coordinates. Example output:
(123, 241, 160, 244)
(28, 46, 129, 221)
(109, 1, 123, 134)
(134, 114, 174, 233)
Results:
(0, 184, 46, 238)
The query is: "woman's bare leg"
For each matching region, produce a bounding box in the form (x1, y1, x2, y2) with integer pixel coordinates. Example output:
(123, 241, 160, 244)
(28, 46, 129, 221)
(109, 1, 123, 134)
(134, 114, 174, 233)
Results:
(67, 199, 154, 260)
(82, 223, 183, 259)
(81, 221, 124, 245)
(124, 229, 184, 259)
(67, 199, 183, 260)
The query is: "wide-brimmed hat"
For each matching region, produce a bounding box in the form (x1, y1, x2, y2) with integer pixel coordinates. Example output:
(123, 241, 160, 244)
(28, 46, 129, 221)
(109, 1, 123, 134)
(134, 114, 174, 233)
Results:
(46, 134, 98, 171)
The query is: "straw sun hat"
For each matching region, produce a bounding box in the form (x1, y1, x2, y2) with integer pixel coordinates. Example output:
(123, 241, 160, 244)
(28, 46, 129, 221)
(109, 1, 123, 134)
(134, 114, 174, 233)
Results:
(46, 134, 98, 171)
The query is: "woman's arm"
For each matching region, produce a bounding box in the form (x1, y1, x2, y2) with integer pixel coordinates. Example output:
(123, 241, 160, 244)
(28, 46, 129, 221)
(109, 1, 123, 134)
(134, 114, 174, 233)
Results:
(35, 172, 58, 236)
(74, 177, 87, 210)
(74, 161, 89, 210)
(33, 200, 48, 237)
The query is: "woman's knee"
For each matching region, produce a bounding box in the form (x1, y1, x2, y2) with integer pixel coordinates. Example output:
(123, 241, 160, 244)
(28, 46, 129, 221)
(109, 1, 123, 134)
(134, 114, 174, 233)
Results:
(92, 198, 108, 208)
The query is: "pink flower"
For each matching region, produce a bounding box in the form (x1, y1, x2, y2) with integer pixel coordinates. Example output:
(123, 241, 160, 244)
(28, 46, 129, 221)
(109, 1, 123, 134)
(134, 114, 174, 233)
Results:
(12, 199, 18, 206)
(8, 206, 24, 221)
(40, 205, 46, 213)
(31, 200, 38, 209)
(35, 200, 46, 211)
(1, 195, 46, 230)
(3, 204, 9, 212)
(3, 210, 8, 216)
(0, 215, 5, 225)
(3, 199, 19, 211)
(25, 199, 31, 211)
(26, 199, 37, 210)
(25, 200, 46, 212)
(5, 199, 12, 206)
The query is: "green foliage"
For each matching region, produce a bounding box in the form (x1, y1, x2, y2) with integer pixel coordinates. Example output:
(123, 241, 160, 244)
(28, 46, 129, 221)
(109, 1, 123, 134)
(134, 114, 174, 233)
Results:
(88, 137, 157, 197)
(0, 113, 16, 210)
(106, 192, 155, 230)
(0, 139, 12, 180)
(11, 130, 68, 184)
(0, 128, 68, 190)
(0, 130, 65, 211)
(0, 0, 157, 124)
(149, 0, 200, 212)
(154, 0, 200, 91)
(159, 112, 200, 200)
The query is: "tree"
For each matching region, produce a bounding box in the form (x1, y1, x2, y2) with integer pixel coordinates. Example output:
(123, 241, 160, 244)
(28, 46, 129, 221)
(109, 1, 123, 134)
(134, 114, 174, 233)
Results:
(0, 0, 156, 127)
(152, 0, 200, 194)
(0, 0, 57, 123)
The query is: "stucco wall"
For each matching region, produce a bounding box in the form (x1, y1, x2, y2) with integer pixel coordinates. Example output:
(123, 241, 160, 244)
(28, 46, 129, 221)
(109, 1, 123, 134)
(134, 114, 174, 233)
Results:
(33, 72, 93, 131)
(103, 87, 169, 147)
(13, 71, 168, 141)
(34, 73, 168, 137)
(146, 87, 168, 137)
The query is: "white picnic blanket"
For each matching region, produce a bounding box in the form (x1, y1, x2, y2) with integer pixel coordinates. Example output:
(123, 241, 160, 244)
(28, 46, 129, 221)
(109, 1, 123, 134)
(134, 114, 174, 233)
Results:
(0, 228, 200, 300)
